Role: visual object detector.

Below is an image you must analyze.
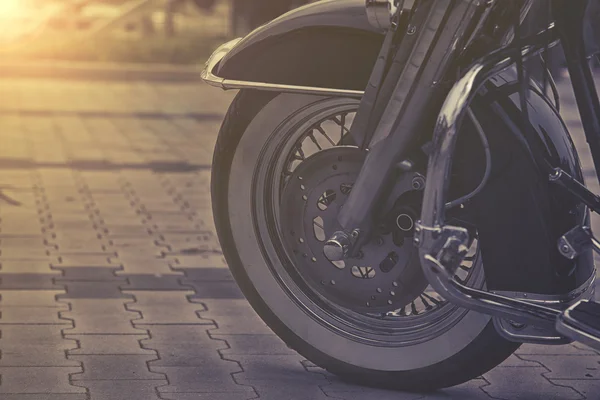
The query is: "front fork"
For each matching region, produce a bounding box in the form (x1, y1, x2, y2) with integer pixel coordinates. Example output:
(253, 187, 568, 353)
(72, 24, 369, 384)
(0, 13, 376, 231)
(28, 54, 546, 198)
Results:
(333, 0, 600, 329)
(326, 0, 493, 259)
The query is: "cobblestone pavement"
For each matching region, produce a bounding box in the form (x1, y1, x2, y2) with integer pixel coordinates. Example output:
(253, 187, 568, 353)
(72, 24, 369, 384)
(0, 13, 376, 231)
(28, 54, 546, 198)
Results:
(0, 77, 599, 399)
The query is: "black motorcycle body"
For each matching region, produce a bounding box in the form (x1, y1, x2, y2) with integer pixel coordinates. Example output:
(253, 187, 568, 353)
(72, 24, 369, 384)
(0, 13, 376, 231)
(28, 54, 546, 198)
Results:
(213, 0, 595, 297)
(203, 0, 600, 391)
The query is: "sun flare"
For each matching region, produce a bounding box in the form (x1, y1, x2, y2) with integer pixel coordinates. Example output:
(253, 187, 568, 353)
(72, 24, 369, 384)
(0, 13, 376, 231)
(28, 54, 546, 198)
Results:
(0, 0, 23, 17)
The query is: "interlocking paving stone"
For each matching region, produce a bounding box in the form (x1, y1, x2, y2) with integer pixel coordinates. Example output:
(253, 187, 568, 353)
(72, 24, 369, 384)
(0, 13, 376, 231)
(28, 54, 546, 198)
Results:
(0, 308, 71, 324)
(214, 334, 297, 356)
(67, 334, 155, 355)
(0, 326, 79, 367)
(0, 290, 67, 306)
(55, 255, 115, 266)
(518, 354, 600, 379)
(140, 325, 224, 366)
(160, 394, 252, 400)
(549, 380, 600, 398)
(0, 260, 56, 274)
(0, 367, 86, 394)
(200, 300, 272, 335)
(482, 366, 584, 399)
(517, 344, 600, 356)
(246, 382, 332, 400)
(154, 366, 254, 394)
(573, 343, 600, 354)
(500, 354, 544, 367)
(0, 273, 63, 290)
(184, 280, 245, 299)
(61, 299, 146, 334)
(170, 254, 227, 270)
(56, 266, 124, 281)
(0, 395, 88, 400)
(233, 355, 331, 384)
(117, 256, 175, 275)
(390, 379, 490, 400)
(175, 267, 233, 282)
(74, 380, 165, 400)
(126, 292, 211, 325)
(69, 355, 164, 380)
(121, 274, 189, 290)
(59, 281, 132, 299)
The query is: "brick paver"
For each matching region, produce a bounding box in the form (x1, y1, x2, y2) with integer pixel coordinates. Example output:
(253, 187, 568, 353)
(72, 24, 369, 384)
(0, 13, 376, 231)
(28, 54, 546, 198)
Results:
(0, 75, 599, 399)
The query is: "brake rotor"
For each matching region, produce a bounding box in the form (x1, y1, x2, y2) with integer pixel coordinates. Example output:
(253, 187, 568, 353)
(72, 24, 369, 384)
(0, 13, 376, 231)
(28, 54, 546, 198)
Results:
(279, 146, 425, 314)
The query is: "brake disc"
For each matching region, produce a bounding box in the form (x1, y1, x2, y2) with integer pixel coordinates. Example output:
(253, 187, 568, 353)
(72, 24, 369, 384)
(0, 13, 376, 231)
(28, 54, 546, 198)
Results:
(279, 146, 425, 314)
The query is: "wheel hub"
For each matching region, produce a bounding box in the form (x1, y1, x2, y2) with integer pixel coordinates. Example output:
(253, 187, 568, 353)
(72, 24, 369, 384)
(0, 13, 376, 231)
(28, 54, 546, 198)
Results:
(279, 147, 426, 313)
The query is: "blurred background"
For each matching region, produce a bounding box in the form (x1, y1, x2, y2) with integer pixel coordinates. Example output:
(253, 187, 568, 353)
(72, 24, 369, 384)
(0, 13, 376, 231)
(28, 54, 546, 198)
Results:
(0, 0, 314, 65)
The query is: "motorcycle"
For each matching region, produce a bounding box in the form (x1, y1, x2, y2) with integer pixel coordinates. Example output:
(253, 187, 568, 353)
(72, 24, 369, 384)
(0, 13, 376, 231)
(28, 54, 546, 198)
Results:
(202, 0, 600, 391)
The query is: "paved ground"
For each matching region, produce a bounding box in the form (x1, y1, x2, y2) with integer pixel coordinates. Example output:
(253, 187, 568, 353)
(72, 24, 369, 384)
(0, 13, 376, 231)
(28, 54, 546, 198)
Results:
(0, 76, 599, 400)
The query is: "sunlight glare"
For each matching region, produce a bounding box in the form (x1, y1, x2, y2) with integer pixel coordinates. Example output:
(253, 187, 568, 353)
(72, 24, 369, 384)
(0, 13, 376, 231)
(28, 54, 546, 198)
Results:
(0, 0, 23, 17)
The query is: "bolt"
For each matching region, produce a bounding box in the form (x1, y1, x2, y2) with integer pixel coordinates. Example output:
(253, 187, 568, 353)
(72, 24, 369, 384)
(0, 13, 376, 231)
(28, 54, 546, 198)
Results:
(340, 183, 353, 195)
(560, 244, 571, 254)
(413, 237, 420, 245)
(407, 25, 416, 35)
(412, 176, 425, 190)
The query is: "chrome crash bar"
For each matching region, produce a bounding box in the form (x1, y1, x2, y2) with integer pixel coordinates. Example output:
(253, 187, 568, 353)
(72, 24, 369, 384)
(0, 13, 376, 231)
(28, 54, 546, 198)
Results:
(415, 24, 582, 330)
(200, 39, 364, 98)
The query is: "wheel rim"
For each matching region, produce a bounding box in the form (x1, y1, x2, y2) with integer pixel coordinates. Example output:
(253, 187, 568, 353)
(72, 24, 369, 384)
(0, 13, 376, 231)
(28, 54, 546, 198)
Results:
(250, 100, 485, 347)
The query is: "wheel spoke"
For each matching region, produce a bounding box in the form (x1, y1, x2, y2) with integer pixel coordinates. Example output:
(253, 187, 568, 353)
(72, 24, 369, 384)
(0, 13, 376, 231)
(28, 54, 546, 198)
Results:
(420, 295, 433, 310)
(309, 132, 323, 150)
(295, 146, 306, 161)
(410, 301, 419, 315)
(421, 292, 442, 305)
(317, 126, 336, 146)
(333, 114, 351, 143)
(459, 264, 472, 272)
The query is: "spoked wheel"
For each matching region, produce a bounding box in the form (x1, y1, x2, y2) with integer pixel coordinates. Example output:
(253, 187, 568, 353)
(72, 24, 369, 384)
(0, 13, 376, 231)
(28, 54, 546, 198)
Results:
(213, 92, 519, 391)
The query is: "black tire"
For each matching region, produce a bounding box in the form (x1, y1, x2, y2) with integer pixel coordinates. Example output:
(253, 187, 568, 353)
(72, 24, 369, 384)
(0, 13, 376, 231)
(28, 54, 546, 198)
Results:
(211, 90, 520, 392)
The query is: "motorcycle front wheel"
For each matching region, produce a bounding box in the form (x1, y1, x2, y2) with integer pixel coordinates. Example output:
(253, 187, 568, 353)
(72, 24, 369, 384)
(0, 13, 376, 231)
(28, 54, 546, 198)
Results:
(211, 90, 519, 391)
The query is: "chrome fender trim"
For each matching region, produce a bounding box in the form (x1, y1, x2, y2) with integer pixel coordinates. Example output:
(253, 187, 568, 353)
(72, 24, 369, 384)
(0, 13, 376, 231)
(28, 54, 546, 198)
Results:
(201, 39, 364, 98)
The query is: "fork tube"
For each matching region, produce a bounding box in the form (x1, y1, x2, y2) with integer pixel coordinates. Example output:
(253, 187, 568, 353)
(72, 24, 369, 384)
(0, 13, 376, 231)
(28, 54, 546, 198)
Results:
(553, 0, 600, 183)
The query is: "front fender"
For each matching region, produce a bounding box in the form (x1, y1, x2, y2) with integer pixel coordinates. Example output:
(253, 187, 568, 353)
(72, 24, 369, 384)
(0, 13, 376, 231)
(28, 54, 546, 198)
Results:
(216, 0, 383, 91)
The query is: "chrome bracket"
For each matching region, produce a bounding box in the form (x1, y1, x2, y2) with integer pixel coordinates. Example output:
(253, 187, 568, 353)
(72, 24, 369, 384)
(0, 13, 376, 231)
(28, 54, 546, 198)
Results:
(558, 225, 600, 259)
(492, 273, 597, 344)
(414, 222, 469, 252)
(493, 317, 570, 345)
